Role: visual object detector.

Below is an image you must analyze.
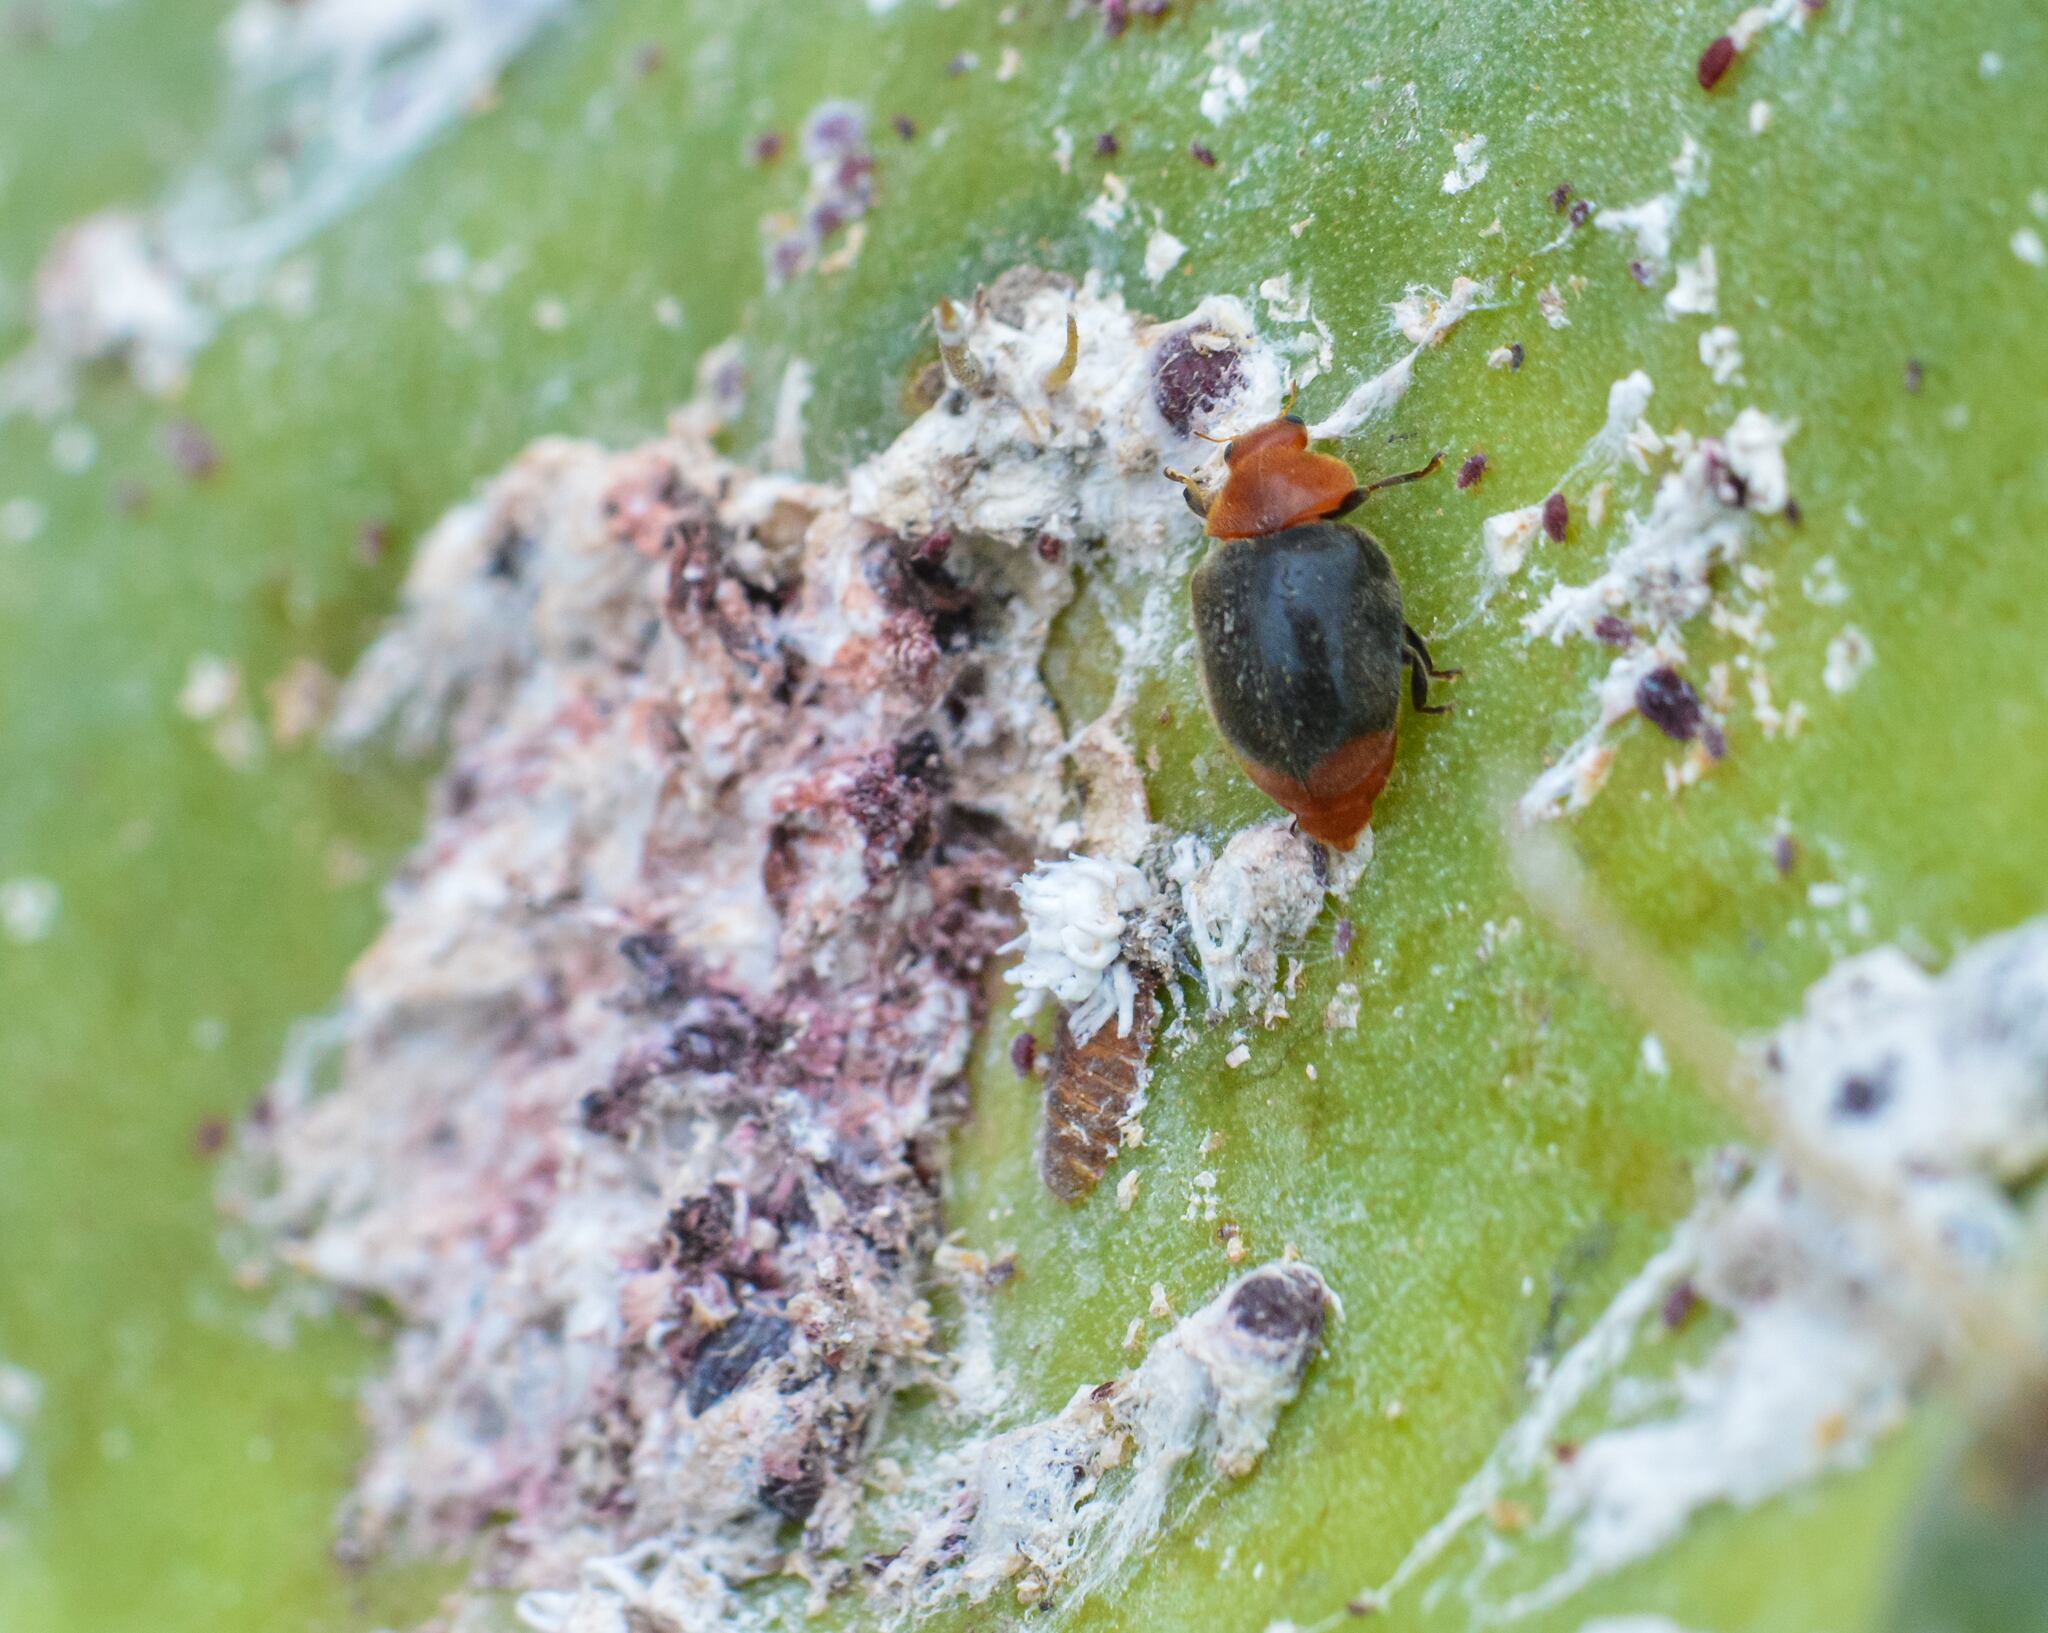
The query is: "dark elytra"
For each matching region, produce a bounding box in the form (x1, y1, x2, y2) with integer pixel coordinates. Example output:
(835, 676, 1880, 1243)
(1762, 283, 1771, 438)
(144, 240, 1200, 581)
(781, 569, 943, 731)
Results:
(1189, 520, 1407, 785)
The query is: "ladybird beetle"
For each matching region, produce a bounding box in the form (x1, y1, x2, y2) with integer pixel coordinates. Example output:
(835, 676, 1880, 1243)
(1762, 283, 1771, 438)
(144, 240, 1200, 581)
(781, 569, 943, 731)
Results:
(1166, 416, 1454, 850)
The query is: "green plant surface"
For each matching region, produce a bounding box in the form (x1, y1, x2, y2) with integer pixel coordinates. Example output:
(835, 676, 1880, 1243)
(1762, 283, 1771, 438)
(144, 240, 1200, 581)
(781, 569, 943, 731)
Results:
(2, 1, 2045, 1632)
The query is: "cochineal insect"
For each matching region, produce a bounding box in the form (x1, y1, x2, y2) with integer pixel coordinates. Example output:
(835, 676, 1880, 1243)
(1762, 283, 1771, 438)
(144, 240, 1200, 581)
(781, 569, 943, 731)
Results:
(1166, 416, 1456, 850)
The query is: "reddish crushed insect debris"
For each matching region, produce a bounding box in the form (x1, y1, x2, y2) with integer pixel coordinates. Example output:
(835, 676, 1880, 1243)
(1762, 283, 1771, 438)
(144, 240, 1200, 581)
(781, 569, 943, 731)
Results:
(912, 528, 953, 565)
(1592, 614, 1635, 647)
(163, 418, 220, 480)
(1455, 452, 1488, 490)
(1661, 1278, 1701, 1330)
(1332, 917, 1356, 958)
(191, 1116, 229, 1158)
(356, 519, 392, 565)
(1094, 130, 1120, 157)
(1010, 1030, 1038, 1077)
(1035, 532, 1063, 562)
(1151, 325, 1244, 435)
(1569, 199, 1590, 228)
(1100, 0, 1129, 36)
(1541, 491, 1569, 541)
(1697, 34, 1738, 90)
(1188, 139, 1219, 168)
(1553, 1440, 1580, 1464)
(890, 114, 917, 140)
(749, 131, 784, 164)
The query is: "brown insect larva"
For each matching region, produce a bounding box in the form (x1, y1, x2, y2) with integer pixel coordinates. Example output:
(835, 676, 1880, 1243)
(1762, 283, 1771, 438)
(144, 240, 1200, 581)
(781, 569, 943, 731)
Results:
(1040, 982, 1156, 1203)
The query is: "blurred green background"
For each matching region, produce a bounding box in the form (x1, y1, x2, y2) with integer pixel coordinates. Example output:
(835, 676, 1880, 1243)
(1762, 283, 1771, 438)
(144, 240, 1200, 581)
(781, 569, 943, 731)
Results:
(1, 1, 2045, 1630)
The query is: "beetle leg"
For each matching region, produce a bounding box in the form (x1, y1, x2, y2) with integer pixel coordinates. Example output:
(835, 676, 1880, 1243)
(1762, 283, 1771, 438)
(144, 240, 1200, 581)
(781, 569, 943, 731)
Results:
(1334, 452, 1446, 516)
(1402, 622, 1463, 681)
(1163, 467, 1214, 519)
(1403, 634, 1456, 716)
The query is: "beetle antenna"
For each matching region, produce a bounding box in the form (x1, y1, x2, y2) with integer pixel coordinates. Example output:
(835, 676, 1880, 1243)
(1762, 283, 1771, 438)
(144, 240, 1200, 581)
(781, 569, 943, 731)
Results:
(1357, 451, 1445, 497)
(1163, 467, 1214, 518)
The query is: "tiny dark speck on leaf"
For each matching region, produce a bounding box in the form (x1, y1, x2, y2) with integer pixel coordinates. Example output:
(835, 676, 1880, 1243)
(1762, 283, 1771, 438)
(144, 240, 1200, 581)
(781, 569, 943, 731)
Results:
(1784, 498, 1803, 525)
(1332, 917, 1356, 957)
(1541, 492, 1569, 541)
(1095, 130, 1119, 157)
(1904, 357, 1923, 394)
(1549, 182, 1573, 211)
(1569, 200, 1590, 227)
(191, 1116, 228, 1158)
(1507, 341, 1525, 370)
(891, 114, 917, 140)
(749, 131, 784, 164)
(1834, 1073, 1890, 1117)
(164, 419, 220, 480)
(1456, 452, 1488, 489)
(1010, 1031, 1037, 1077)
(1774, 833, 1800, 876)
(1629, 259, 1656, 287)
(1188, 139, 1219, 167)
(1698, 34, 1737, 90)
(946, 51, 974, 76)
(1592, 614, 1634, 647)
(1662, 1279, 1700, 1329)
(1635, 666, 1707, 742)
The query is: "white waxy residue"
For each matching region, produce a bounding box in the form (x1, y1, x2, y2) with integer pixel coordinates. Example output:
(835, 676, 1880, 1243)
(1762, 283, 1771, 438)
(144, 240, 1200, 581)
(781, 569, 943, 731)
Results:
(1144, 228, 1188, 284)
(2, 0, 570, 418)
(0, 1361, 42, 1484)
(0, 878, 60, 945)
(1481, 371, 1654, 579)
(1595, 138, 1707, 274)
(1003, 856, 1156, 1044)
(1699, 324, 1743, 383)
(1822, 625, 1874, 694)
(1664, 244, 1719, 318)
(879, 1262, 1331, 1612)
(1351, 918, 2048, 1620)
(1173, 824, 1370, 1014)
(1309, 276, 1487, 439)
(1199, 28, 1265, 124)
(1441, 133, 1490, 195)
(1519, 405, 1795, 821)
